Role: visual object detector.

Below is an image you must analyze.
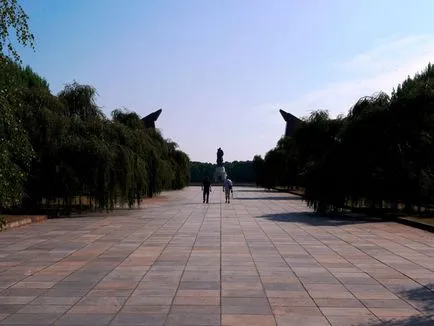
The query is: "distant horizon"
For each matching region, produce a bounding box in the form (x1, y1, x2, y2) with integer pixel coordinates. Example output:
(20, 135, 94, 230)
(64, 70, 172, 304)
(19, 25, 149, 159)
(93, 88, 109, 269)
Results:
(17, 0, 434, 162)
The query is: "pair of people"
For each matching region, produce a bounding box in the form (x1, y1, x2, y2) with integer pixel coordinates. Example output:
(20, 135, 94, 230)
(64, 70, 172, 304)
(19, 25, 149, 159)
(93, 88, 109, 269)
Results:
(201, 176, 233, 203)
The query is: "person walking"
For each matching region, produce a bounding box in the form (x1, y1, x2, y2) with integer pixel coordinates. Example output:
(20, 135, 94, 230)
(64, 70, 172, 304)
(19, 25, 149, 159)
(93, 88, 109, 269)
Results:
(223, 177, 233, 203)
(201, 176, 212, 203)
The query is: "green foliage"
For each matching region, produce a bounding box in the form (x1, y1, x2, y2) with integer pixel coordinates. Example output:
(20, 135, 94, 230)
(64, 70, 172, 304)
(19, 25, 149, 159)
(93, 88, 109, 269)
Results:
(190, 161, 255, 184)
(0, 59, 190, 214)
(252, 155, 265, 186)
(256, 63, 434, 215)
(0, 58, 34, 208)
(0, 99, 33, 207)
(0, 0, 35, 62)
(190, 162, 214, 183)
(225, 161, 255, 183)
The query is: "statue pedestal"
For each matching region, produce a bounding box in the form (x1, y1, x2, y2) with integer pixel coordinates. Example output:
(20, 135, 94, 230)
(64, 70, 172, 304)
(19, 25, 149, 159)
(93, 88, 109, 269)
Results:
(213, 166, 227, 183)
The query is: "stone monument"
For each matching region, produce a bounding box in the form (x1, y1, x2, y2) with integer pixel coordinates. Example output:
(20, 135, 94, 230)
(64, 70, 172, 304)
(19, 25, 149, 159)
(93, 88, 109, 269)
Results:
(213, 147, 227, 182)
(279, 109, 301, 137)
(142, 109, 162, 128)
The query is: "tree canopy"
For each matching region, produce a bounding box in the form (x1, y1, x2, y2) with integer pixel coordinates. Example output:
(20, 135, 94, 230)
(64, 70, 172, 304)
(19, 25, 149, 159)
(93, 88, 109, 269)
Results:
(190, 161, 255, 184)
(0, 57, 190, 217)
(255, 63, 434, 215)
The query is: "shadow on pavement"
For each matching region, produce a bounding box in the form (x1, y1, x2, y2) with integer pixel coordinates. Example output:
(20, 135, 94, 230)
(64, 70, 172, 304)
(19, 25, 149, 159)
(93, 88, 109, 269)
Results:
(259, 211, 386, 226)
(236, 196, 301, 201)
(355, 284, 434, 325)
(235, 189, 275, 193)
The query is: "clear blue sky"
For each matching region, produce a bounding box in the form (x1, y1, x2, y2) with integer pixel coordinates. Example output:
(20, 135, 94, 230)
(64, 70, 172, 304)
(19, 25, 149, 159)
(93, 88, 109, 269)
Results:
(17, 0, 434, 162)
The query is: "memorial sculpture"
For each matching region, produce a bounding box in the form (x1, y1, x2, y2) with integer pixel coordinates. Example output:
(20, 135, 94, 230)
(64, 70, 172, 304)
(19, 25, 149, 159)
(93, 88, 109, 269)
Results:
(217, 147, 224, 167)
(279, 109, 301, 137)
(213, 147, 227, 182)
(142, 108, 163, 128)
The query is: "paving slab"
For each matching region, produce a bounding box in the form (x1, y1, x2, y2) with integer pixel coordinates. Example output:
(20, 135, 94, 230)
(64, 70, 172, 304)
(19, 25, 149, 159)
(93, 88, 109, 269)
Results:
(1, 186, 434, 325)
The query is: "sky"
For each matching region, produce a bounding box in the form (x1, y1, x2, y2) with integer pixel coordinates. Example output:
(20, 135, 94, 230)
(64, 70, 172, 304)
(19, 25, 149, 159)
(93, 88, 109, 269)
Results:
(15, 0, 434, 162)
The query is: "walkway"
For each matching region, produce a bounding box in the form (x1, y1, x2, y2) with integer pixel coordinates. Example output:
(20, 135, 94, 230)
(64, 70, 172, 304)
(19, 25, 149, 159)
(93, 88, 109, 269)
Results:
(0, 187, 433, 325)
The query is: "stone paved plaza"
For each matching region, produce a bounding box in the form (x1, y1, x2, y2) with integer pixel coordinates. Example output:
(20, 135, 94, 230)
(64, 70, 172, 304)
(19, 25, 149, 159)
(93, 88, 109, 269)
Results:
(0, 187, 433, 325)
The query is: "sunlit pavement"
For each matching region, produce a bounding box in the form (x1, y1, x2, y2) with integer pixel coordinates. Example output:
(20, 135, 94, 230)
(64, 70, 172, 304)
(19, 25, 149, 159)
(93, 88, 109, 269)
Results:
(0, 186, 433, 325)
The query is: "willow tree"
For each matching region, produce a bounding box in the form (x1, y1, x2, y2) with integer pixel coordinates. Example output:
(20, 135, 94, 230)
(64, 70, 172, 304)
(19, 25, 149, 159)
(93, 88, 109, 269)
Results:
(252, 155, 265, 187)
(59, 82, 103, 121)
(0, 59, 191, 215)
(255, 62, 434, 216)
(262, 148, 286, 189)
(274, 136, 299, 189)
(295, 111, 345, 213)
(166, 140, 190, 189)
(336, 93, 393, 210)
(111, 109, 149, 206)
(389, 64, 434, 212)
(56, 83, 111, 211)
(132, 127, 170, 197)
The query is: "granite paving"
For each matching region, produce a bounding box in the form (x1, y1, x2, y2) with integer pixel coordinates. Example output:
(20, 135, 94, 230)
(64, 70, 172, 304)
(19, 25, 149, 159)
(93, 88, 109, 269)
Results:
(0, 186, 433, 325)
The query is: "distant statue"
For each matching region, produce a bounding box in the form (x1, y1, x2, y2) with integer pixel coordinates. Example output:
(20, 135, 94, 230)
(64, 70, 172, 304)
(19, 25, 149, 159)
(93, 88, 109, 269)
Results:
(216, 147, 224, 167)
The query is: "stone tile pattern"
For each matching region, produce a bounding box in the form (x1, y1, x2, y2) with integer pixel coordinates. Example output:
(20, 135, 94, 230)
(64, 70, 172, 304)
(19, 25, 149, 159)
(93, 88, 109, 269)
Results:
(0, 187, 433, 325)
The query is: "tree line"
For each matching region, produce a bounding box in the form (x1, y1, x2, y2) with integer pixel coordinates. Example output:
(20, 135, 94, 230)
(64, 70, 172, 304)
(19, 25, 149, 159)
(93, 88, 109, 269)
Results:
(190, 161, 255, 184)
(0, 58, 190, 217)
(254, 63, 434, 215)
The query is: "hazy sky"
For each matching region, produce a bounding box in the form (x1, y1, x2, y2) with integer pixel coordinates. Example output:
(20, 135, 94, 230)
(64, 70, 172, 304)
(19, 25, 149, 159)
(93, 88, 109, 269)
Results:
(17, 0, 434, 162)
